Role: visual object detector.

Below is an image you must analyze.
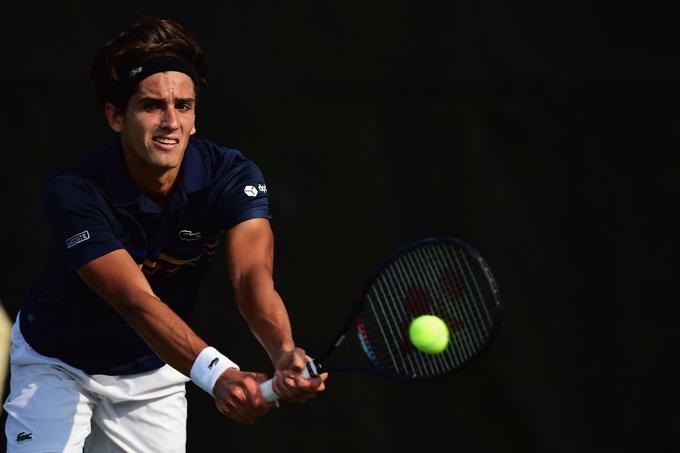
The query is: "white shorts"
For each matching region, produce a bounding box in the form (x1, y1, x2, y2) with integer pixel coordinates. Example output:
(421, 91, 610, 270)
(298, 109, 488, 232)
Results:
(4, 319, 191, 452)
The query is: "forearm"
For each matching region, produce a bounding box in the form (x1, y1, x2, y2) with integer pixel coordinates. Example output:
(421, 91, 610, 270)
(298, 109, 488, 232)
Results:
(224, 220, 325, 404)
(113, 292, 208, 376)
(235, 266, 295, 365)
(77, 249, 208, 377)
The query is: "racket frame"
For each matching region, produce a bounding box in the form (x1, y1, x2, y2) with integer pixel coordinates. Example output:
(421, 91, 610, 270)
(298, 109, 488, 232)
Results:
(309, 236, 503, 381)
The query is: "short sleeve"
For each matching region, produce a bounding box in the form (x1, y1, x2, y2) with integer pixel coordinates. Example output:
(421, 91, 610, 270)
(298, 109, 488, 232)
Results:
(212, 153, 271, 230)
(43, 175, 123, 270)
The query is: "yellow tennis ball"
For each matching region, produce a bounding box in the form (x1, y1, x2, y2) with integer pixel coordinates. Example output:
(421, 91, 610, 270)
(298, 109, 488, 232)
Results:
(409, 315, 449, 354)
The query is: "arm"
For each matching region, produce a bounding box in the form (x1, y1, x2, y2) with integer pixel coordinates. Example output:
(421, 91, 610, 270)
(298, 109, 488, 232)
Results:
(77, 249, 206, 375)
(77, 249, 273, 423)
(224, 218, 327, 402)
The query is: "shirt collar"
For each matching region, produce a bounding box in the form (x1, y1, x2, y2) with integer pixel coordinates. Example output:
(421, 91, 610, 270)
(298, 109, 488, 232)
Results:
(179, 139, 209, 193)
(105, 139, 208, 214)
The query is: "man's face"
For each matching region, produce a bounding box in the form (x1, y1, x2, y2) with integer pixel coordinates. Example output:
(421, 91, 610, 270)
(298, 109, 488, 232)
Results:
(107, 71, 197, 172)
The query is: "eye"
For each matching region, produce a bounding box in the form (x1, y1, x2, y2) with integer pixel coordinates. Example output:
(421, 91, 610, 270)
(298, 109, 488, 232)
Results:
(143, 101, 164, 111)
(176, 101, 193, 111)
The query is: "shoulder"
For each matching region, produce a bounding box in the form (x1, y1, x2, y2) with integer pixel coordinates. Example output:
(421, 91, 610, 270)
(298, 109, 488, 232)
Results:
(43, 147, 112, 205)
(44, 175, 100, 203)
(45, 175, 104, 203)
(188, 137, 261, 177)
(42, 175, 111, 223)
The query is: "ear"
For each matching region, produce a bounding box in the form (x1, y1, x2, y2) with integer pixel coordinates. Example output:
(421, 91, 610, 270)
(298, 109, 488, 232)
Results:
(190, 124, 196, 135)
(104, 102, 124, 133)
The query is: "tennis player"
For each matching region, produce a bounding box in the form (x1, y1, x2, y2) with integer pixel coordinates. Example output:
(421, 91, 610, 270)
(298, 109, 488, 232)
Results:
(3, 17, 326, 452)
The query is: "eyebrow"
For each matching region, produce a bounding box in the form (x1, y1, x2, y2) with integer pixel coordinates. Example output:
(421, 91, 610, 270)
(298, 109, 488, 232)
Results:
(138, 96, 196, 105)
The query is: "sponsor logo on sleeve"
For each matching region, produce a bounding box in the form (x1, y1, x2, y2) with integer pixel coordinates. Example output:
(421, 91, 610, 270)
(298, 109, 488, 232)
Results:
(66, 230, 90, 249)
(244, 185, 258, 197)
(244, 184, 267, 197)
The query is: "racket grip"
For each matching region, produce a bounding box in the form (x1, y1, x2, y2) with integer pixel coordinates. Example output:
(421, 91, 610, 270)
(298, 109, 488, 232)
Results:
(260, 361, 319, 402)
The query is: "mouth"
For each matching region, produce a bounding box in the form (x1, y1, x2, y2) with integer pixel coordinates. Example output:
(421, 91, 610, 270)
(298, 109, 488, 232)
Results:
(152, 136, 180, 150)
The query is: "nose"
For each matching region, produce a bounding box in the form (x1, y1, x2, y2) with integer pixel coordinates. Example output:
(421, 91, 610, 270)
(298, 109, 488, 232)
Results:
(161, 106, 179, 130)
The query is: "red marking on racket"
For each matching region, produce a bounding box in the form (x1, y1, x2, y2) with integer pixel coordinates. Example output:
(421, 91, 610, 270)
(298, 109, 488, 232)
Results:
(356, 318, 369, 343)
(403, 286, 432, 317)
(440, 267, 464, 300)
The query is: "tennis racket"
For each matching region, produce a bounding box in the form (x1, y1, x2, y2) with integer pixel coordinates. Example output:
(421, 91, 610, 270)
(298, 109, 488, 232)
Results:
(260, 236, 502, 401)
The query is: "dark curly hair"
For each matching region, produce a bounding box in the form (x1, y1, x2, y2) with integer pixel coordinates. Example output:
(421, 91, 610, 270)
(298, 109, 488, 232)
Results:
(89, 17, 207, 111)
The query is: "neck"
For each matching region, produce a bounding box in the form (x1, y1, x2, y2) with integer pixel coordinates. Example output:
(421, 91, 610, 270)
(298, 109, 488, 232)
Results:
(121, 150, 181, 208)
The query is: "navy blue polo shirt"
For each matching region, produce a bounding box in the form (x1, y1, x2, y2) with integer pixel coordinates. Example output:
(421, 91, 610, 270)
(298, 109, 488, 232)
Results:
(20, 137, 271, 375)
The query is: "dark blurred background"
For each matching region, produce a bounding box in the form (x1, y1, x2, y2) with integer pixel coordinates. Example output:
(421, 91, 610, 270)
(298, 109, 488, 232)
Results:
(1, 1, 679, 452)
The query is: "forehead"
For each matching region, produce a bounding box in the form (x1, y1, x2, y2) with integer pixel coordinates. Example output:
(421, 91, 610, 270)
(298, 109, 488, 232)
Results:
(134, 71, 196, 99)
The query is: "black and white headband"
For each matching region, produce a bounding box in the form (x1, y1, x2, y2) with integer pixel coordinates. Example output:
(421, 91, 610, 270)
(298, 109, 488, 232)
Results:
(116, 55, 200, 103)
(122, 55, 199, 86)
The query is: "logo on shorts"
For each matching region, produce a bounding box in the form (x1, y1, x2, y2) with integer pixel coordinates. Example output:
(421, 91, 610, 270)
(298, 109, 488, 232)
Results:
(16, 432, 32, 442)
(208, 357, 219, 369)
(244, 185, 258, 197)
(66, 230, 90, 249)
(179, 230, 202, 241)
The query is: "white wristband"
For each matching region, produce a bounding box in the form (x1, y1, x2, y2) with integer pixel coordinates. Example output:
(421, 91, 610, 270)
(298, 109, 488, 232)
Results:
(190, 346, 239, 397)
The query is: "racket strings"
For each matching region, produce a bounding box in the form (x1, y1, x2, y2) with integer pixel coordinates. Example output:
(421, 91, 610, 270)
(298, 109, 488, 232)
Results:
(357, 242, 500, 379)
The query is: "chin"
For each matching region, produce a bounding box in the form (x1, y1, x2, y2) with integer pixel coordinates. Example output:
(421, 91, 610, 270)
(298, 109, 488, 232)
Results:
(146, 147, 185, 168)
(152, 157, 182, 170)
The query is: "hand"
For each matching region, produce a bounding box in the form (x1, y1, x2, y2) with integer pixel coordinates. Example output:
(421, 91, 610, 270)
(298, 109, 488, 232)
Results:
(213, 368, 277, 423)
(272, 348, 329, 403)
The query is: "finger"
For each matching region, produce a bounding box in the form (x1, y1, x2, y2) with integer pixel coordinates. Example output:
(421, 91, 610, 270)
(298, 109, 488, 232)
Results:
(316, 379, 326, 393)
(272, 370, 294, 399)
(273, 366, 328, 403)
(278, 380, 317, 403)
(286, 349, 307, 376)
(253, 372, 270, 384)
(221, 374, 263, 421)
(302, 376, 325, 393)
(226, 404, 255, 424)
(286, 373, 319, 393)
(312, 373, 329, 387)
(242, 375, 271, 417)
(293, 374, 313, 388)
(295, 375, 327, 398)
(317, 372, 329, 392)
(216, 390, 253, 423)
(272, 375, 297, 400)
(299, 376, 323, 395)
(279, 376, 312, 401)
